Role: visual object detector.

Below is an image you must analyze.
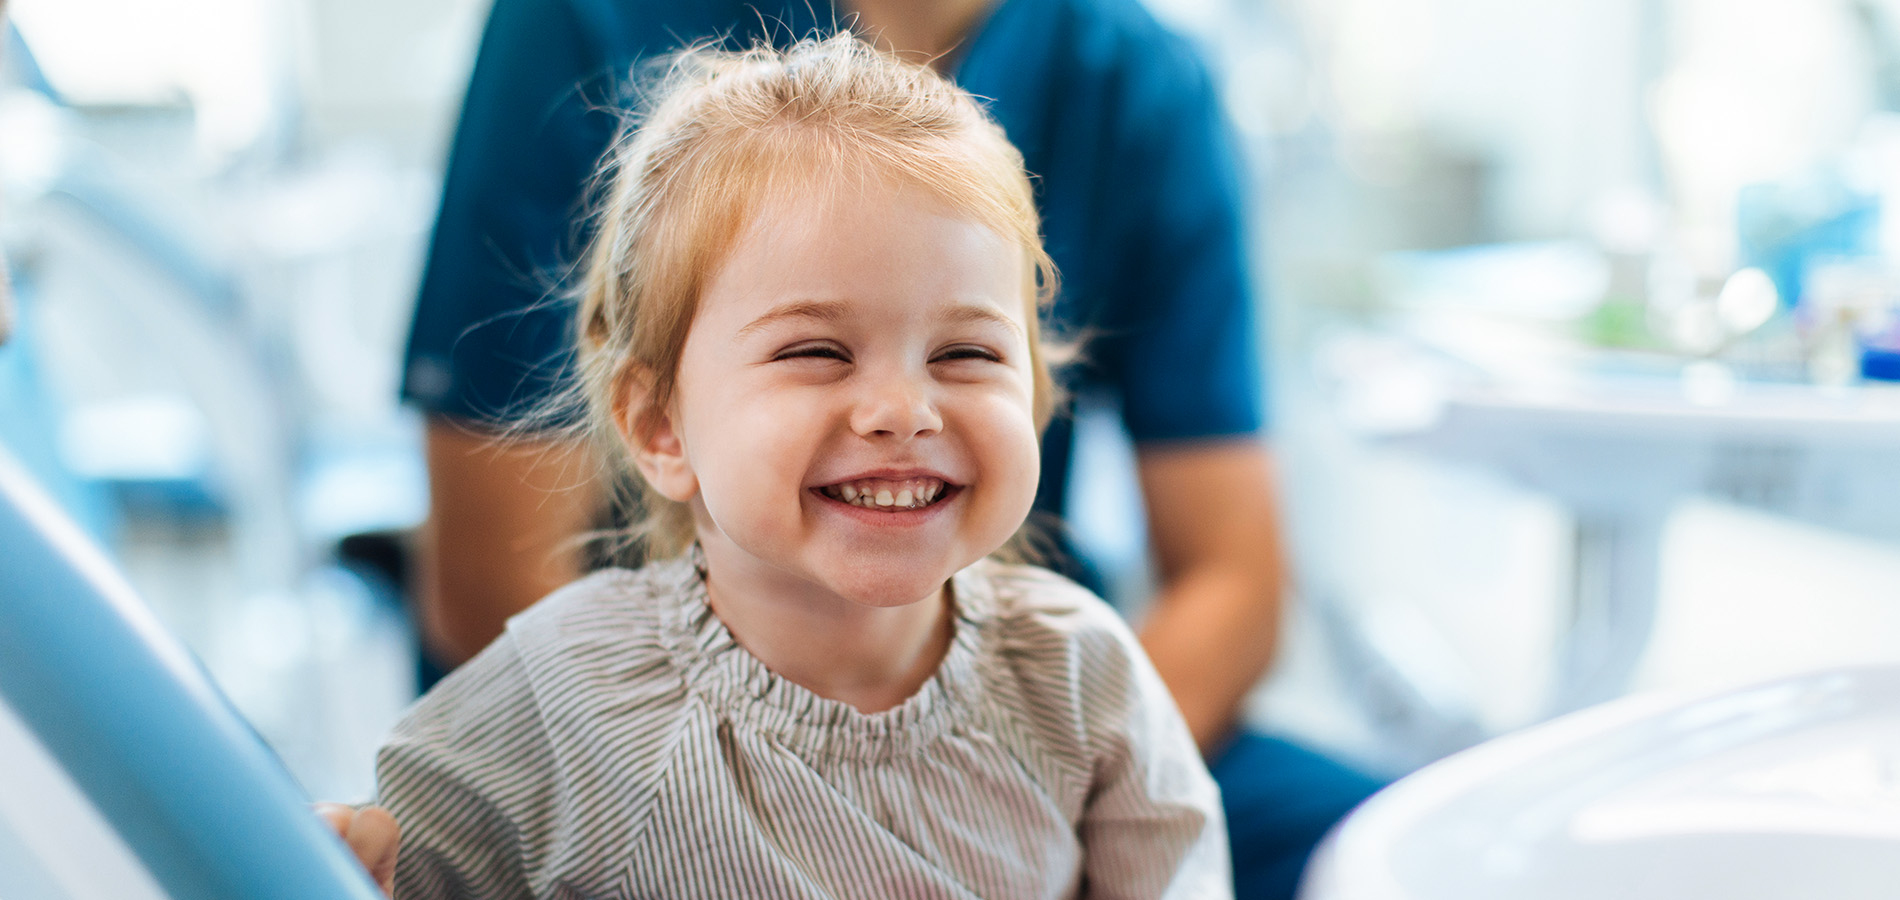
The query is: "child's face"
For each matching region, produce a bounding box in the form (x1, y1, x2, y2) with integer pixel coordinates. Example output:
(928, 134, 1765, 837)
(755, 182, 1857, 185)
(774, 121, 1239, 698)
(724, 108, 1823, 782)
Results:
(637, 175, 1040, 609)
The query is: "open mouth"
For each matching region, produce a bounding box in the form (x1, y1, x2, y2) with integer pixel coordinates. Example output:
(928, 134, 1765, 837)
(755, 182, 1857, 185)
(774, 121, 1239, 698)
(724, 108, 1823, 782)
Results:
(816, 476, 955, 510)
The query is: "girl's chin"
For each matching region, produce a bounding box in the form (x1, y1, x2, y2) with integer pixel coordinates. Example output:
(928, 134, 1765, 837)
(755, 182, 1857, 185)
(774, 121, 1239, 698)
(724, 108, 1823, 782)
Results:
(823, 568, 959, 609)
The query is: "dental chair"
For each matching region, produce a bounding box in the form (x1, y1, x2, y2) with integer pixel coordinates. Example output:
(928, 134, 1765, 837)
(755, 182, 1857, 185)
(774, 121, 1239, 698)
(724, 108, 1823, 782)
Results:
(0, 446, 383, 900)
(1301, 664, 1900, 899)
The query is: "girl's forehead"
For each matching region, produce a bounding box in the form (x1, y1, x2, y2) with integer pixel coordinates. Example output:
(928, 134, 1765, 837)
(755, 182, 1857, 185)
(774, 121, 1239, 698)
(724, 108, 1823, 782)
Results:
(675, 152, 1044, 334)
(694, 189, 1031, 330)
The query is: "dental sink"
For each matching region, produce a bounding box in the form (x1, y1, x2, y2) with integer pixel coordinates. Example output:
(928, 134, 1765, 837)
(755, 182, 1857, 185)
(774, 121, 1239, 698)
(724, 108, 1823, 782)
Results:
(1302, 667, 1900, 899)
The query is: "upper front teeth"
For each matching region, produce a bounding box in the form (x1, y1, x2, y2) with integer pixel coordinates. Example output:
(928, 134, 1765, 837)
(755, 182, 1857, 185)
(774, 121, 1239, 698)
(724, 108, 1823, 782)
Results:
(826, 478, 944, 509)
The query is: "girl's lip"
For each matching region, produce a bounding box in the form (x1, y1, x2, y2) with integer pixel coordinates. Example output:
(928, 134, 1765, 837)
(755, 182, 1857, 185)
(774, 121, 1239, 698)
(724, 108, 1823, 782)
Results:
(810, 469, 960, 488)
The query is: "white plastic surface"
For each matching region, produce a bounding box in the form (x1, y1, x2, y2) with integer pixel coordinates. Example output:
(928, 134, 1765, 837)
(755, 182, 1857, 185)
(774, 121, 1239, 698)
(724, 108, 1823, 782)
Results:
(0, 694, 170, 900)
(1303, 667, 1900, 899)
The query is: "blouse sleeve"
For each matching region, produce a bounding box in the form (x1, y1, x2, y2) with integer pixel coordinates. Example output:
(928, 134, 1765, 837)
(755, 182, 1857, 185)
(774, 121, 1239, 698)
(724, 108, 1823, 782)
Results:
(376, 639, 557, 900)
(1077, 624, 1233, 900)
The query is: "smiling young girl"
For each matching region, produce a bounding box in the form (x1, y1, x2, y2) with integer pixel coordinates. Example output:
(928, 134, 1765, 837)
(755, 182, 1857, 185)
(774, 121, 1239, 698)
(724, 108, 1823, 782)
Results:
(366, 34, 1227, 899)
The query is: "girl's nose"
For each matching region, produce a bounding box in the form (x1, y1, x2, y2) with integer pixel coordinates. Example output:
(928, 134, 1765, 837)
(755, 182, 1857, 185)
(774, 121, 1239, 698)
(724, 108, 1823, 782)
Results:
(850, 370, 943, 440)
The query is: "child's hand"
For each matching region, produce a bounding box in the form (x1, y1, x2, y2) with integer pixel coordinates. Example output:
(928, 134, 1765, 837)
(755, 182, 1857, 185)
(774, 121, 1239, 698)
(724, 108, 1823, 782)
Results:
(314, 802, 399, 897)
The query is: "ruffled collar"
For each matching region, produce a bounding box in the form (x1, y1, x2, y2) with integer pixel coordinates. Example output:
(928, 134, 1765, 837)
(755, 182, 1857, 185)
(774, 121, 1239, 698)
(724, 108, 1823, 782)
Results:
(651, 549, 996, 763)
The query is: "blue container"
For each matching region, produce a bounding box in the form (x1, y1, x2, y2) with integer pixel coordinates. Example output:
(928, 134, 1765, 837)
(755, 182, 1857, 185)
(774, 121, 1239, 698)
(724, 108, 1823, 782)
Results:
(1863, 346, 1900, 382)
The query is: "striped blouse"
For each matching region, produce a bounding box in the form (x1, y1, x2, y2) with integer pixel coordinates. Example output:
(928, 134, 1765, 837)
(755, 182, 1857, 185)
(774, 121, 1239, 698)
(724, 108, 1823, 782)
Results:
(376, 554, 1230, 899)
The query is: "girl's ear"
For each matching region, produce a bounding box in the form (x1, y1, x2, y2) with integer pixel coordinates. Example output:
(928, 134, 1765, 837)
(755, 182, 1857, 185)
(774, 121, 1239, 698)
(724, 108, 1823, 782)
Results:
(615, 367, 697, 502)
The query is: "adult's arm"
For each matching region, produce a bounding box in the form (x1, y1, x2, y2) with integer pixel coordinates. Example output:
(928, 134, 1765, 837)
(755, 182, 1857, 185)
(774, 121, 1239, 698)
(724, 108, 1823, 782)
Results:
(1065, 20, 1279, 751)
(418, 420, 600, 666)
(1133, 440, 1285, 752)
(402, 0, 619, 667)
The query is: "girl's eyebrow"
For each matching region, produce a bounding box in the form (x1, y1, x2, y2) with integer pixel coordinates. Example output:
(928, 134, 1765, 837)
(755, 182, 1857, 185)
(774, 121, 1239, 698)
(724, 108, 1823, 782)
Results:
(941, 303, 1026, 338)
(736, 299, 850, 337)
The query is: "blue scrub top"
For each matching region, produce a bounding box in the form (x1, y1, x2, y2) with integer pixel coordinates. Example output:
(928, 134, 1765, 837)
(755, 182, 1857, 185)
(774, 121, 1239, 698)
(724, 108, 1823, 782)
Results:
(402, 0, 1265, 559)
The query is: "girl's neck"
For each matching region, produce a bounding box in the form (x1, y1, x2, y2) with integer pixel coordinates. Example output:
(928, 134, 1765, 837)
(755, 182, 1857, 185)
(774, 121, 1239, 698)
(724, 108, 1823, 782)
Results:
(701, 562, 956, 714)
(844, 0, 998, 71)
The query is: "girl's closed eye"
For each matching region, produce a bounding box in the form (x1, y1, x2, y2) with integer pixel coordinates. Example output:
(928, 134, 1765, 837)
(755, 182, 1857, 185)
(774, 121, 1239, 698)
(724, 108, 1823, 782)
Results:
(773, 342, 851, 363)
(932, 344, 1005, 363)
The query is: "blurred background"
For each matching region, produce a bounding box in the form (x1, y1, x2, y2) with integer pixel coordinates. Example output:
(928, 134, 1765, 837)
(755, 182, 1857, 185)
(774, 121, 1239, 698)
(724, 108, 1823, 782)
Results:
(7, 0, 1900, 801)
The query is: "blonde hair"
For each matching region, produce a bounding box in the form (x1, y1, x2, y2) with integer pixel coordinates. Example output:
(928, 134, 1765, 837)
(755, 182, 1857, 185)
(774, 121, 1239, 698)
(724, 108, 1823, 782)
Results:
(573, 33, 1061, 560)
